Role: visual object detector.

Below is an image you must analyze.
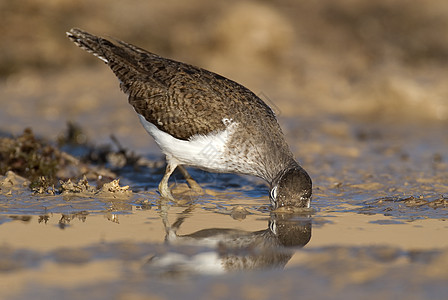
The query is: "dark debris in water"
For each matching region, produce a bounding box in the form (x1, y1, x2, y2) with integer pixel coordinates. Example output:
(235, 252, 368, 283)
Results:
(60, 176, 132, 199)
(358, 195, 448, 220)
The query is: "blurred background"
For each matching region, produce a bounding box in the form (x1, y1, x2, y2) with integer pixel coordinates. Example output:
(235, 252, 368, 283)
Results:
(1, 0, 447, 144)
(1, 3, 448, 298)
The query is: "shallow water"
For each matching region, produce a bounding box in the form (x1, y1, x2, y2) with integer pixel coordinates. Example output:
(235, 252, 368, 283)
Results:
(1, 114, 447, 299)
(1, 193, 447, 299)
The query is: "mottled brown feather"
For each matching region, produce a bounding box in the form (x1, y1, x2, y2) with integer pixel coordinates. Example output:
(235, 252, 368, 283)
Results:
(67, 28, 277, 141)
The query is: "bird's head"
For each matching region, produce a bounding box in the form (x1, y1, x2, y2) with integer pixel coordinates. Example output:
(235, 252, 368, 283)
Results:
(270, 166, 312, 209)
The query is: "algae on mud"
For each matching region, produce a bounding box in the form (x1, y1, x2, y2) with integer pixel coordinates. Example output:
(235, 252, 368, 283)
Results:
(0, 128, 63, 190)
(0, 126, 133, 199)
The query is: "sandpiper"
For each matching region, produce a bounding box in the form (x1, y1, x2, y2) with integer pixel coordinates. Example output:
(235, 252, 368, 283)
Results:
(146, 208, 311, 274)
(67, 28, 312, 208)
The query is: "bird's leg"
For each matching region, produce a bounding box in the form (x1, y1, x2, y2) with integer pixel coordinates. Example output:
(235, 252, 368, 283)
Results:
(161, 204, 196, 243)
(171, 204, 196, 230)
(177, 165, 203, 194)
(158, 160, 177, 200)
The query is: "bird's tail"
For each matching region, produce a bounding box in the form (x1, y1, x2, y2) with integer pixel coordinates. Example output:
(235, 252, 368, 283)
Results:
(66, 28, 111, 63)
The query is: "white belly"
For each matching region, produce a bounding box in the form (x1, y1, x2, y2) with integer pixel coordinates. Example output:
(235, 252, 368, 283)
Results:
(138, 114, 237, 172)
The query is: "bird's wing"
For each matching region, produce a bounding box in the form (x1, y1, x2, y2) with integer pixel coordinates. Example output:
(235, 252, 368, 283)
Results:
(67, 28, 277, 140)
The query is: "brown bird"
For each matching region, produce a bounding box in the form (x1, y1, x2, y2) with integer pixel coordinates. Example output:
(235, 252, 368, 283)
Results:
(66, 28, 312, 208)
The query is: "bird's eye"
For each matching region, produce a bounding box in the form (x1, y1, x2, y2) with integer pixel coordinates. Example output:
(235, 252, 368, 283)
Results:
(270, 185, 278, 200)
(269, 220, 277, 234)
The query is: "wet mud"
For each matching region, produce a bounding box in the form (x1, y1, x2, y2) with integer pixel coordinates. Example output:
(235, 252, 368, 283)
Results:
(1, 0, 448, 299)
(0, 115, 446, 300)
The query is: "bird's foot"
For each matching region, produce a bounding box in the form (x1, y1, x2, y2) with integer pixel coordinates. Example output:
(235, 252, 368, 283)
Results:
(158, 182, 175, 201)
(177, 165, 204, 195)
(185, 178, 204, 194)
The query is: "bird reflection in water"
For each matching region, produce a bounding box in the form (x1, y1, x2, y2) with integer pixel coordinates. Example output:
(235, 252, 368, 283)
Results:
(143, 205, 312, 276)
